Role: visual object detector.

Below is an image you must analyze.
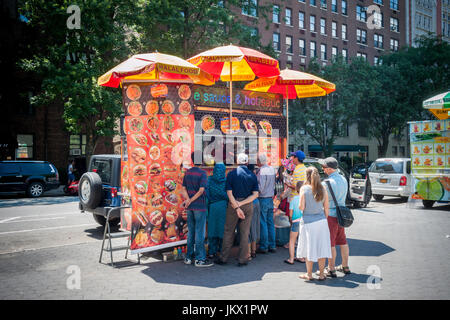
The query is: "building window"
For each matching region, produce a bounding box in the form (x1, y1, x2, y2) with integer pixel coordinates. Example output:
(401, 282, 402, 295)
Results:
(320, 18, 326, 34)
(332, 21, 338, 37)
(285, 7, 292, 26)
(399, 146, 405, 157)
(342, 23, 347, 39)
(390, 0, 399, 10)
(332, 0, 337, 12)
(374, 56, 381, 65)
(358, 122, 368, 137)
(299, 11, 305, 29)
(357, 52, 367, 61)
(320, 0, 327, 9)
(273, 5, 280, 23)
(16, 134, 34, 159)
(390, 38, 399, 51)
(320, 44, 327, 60)
(286, 35, 293, 53)
(374, 11, 384, 28)
(310, 0, 317, 6)
(374, 34, 383, 48)
(357, 28, 367, 44)
(286, 61, 293, 70)
(392, 146, 398, 156)
(342, 0, 347, 15)
(374, 0, 383, 4)
(310, 41, 317, 57)
(390, 17, 399, 32)
(249, 27, 258, 37)
(310, 15, 316, 32)
(299, 39, 306, 55)
(342, 48, 348, 62)
(242, 0, 258, 17)
(70, 134, 87, 156)
(273, 32, 280, 51)
(356, 5, 367, 22)
(332, 46, 338, 60)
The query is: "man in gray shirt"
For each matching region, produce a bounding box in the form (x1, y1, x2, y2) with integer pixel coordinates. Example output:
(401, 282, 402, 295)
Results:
(256, 154, 277, 253)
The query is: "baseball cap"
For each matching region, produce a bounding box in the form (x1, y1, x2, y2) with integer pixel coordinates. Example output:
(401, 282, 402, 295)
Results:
(289, 150, 305, 161)
(318, 157, 338, 169)
(237, 153, 249, 164)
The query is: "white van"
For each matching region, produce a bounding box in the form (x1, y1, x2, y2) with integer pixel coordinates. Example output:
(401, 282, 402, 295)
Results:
(368, 158, 412, 201)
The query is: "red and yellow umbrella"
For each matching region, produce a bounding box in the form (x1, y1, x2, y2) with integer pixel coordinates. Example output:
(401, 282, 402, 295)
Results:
(187, 45, 280, 130)
(244, 69, 336, 149)
(98, 52, 215, 88)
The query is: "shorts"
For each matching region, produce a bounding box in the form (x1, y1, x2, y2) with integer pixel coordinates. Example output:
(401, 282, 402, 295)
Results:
(291, 221, 300, 233)
(327, 216, 347, 247)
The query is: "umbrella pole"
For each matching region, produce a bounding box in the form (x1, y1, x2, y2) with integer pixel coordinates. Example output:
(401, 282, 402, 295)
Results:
(286, 86, 289, 155)
(229, 61, 233, 133)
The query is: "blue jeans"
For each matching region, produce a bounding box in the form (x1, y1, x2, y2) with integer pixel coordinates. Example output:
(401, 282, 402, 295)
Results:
(186, 210, 207, 261)
(208, 237, 222, 256)
(259, 197, 275, 250)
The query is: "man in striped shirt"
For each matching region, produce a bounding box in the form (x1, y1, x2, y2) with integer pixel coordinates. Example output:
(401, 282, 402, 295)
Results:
(287, 150, 306, 200)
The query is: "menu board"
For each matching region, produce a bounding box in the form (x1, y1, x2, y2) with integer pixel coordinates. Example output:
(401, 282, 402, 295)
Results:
(122, 83, 194, 253)
(410, 120, 449, 170)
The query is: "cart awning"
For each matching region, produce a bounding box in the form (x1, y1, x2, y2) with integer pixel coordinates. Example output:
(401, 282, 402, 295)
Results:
(308, 145, 368, 152)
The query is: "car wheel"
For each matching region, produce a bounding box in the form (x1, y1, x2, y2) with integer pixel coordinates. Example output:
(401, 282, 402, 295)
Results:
(27, 182, 44, 198)
(422, 200, 435, 209)
(92, 214, 120, 227)
(373, 194, 384, 201)
(78, 172, 102, 210)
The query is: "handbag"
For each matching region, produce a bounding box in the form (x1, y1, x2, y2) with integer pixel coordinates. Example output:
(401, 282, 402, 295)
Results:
(325, 180, 354, 228)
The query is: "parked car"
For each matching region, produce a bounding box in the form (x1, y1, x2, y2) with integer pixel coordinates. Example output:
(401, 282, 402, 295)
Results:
(0, 160, 60, 197)
(78, 154, 123, 227)
(368, 158, 412, 201)
(303, 157, 370, 208)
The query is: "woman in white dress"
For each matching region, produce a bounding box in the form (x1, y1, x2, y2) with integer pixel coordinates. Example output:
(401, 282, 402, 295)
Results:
(297, 167, 332, 281)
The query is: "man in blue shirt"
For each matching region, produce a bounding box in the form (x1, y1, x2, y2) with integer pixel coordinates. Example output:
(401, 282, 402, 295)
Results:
(181, 151, 213, 267)
(319, 157, 351, 277)
(215, 153, 259, 266)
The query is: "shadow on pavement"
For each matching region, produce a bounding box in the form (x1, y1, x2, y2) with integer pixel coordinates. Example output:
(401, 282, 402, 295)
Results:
(139, 237, 392, 289)
(0, 195, 78, 208)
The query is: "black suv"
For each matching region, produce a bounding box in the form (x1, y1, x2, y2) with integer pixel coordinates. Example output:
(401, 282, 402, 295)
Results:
(0, 161, 60, 197)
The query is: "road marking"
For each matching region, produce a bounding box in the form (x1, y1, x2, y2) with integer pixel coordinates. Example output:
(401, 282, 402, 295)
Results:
(0, 217, 66, 224)
(0, 223, 98, 236)
(0, 217, 20, 224)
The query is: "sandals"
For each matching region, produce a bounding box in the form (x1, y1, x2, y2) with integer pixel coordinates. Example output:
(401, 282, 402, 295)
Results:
(251, 251, 256, 258)
(336, 265, 351, 274)
(299, 274, 314, 281)
(316, 267, 337, 278)
(294, 258, 305, 263)
(284, 259, 294, 265)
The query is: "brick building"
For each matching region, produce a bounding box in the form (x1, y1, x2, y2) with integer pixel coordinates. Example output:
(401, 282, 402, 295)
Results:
(241, 0, 406, 68)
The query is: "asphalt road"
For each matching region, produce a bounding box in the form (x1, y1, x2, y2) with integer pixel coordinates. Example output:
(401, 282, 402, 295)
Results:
(0, 194, 449, 300)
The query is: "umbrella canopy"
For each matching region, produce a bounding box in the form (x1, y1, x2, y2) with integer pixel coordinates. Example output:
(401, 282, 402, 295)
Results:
(98, 52, 215, 88)
(187, 44, 280, 81)
(244, 69, 336, 98)
(423, 91, 450, 109)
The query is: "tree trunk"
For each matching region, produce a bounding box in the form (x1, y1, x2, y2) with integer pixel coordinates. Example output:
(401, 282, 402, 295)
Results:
(377, 133, 390, 158)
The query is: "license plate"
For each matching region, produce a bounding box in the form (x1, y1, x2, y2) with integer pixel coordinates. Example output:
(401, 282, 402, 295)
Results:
(380, 178, 388, 183)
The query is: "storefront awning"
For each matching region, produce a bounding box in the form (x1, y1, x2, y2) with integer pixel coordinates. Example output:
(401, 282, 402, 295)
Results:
(308, 145, 368, 152)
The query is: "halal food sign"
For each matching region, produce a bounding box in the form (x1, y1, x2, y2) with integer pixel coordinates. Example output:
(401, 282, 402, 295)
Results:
(192, 85, 282, 114)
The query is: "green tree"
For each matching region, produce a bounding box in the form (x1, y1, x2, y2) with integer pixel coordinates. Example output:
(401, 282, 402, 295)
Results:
(18, 0, 138, 160)
(290, 57, 365, 157)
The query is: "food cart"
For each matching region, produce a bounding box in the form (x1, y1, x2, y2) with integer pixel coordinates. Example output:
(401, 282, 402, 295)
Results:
(120, 81, 286, 254)
(408, 92, 450, 208)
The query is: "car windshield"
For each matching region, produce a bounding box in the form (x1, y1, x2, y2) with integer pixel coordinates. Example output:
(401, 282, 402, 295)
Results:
(304, 161, 325, 179)
(91, 159, 112, 184)
(369, 160, 404, 174)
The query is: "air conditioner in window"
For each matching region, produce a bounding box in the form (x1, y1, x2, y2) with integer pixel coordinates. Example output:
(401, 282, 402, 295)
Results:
(390, 25, 397, 31)
(70, 149, 81, 156)
(287, 55, 292, 61)
(321, 4, 327, 9)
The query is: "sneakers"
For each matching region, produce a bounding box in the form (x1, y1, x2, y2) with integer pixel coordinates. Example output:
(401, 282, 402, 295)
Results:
(184, 258, 193, 265)
(195, 259, 214, 267)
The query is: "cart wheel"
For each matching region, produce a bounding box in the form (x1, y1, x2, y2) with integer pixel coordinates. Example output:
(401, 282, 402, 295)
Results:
(422, 200, 435, 209)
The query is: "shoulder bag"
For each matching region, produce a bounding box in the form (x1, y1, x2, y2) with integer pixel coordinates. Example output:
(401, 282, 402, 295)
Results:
(325, 180, 354, 228)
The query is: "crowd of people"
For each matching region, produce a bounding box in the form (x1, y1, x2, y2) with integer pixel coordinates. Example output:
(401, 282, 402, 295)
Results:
(181, 150, 351, 281)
